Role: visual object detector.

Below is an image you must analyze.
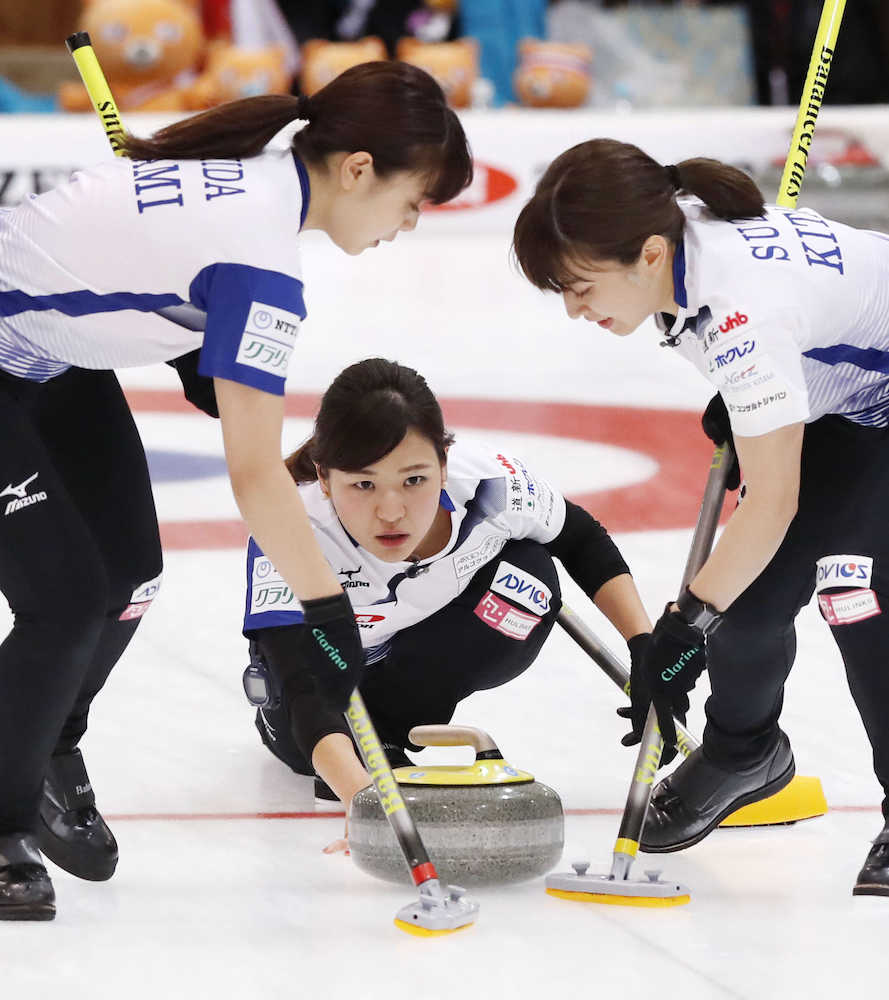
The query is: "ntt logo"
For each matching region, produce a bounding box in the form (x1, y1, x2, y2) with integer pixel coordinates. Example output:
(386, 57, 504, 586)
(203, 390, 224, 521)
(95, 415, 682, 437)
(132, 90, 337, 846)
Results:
(311, 628, 348, 671)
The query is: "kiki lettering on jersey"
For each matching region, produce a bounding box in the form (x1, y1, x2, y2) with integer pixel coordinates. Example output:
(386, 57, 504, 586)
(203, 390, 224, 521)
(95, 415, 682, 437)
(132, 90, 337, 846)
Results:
(131, 159, 247, 213)
(733, 210, 844, 274)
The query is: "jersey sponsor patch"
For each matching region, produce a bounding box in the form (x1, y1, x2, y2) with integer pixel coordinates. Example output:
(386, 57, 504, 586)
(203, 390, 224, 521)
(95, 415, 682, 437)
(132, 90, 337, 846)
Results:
(250, 557, 299, 614)
(119, 571, 163, 620)
(235, 300, 301, 376)
(815, 554, 873, 592)
(473, 591, 540, 640)
(818, 589, 881, 626)
(490, 559, 551, 615)
(453, 535, 507, 579)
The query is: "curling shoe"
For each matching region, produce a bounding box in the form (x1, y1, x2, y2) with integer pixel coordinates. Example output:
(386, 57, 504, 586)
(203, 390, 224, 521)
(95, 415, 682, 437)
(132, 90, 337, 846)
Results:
(37, 748, 118, 881)
(640, 731, 795, 853)
(0, 833, 55, 921)
(853, 821, 889, 897)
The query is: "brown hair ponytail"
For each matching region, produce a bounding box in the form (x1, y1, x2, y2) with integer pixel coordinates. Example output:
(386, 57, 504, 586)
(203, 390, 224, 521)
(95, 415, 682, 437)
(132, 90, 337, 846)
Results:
(123, 62, 472, 206)
(285, 358, 454, 484)
(513, 138, 765, 291)
(123, 95, 311, 161)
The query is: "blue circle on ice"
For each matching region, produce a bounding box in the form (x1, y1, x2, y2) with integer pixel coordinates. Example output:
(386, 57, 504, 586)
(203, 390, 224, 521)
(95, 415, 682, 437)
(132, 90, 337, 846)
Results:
(145, 449, 228, 483)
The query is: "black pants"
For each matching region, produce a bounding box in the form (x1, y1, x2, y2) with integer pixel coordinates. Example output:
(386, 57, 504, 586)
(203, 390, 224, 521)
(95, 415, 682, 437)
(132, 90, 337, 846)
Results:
(704, 415, 889, 816)
(255, 539, 562, 773)
(0, 368, 162, 834)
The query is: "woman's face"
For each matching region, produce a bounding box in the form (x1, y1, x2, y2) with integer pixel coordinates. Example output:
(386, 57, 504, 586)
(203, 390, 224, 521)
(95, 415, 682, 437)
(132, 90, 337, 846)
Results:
(321, 428, 447, 563)
(326, 155, 427, 256)
(559, 237, 674, 336)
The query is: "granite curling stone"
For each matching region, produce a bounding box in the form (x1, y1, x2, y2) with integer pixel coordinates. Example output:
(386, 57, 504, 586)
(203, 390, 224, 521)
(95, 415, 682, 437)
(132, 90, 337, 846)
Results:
(348, 725, 564, 887)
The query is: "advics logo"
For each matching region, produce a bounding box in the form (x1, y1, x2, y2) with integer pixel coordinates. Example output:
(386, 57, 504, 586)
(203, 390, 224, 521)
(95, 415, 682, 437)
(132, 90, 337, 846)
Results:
(816, 554, 873, 592)
(490, 559, 552, 615)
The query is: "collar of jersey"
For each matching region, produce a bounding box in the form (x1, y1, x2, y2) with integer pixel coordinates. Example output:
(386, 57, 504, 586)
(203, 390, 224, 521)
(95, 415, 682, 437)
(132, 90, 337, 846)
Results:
(672, 238, 688, 308)
(292, 153, 311, 230)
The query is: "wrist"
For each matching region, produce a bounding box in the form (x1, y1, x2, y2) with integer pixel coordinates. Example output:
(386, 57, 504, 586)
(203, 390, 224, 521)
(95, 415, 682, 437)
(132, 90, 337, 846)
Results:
(674, 586, 722, 637)
(302, 590, 353, 625)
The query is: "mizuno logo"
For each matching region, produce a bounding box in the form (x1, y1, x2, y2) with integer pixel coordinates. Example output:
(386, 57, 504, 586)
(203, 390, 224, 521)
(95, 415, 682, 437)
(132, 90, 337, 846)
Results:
(2, 472, 47, 516)
(0, 472, 38, 500)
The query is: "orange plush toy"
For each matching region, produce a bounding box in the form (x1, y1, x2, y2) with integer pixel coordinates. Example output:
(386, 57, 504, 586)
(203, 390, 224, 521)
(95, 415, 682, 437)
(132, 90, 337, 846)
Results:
(299, 38, 388, 97)
(59, 0, 204, 112)
(187, 43, 292, 108)
(513, 39, 592, 109)
(396, 38, 477, 109)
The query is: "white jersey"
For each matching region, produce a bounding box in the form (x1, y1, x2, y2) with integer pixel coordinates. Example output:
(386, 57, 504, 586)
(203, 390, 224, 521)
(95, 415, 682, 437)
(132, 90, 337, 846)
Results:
(656, 200, 889, 435)
(0, 150, 309, 394)
(243, 440, 568, 662)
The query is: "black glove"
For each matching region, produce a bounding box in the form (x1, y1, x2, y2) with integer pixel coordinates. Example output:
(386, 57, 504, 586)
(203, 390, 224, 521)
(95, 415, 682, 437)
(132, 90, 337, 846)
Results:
(166, 349, 219, 418)
(299, 591, 365, 713)
(701, 393, 739, 491)
(617, 632, 652, 749)
(635, 606, 707, 764)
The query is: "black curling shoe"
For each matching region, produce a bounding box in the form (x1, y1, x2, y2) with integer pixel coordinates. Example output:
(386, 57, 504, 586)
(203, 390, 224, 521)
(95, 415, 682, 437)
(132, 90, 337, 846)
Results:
(640, 731, 795, 853)
(853, 822, 889, 897)
(37, 748, 118, 881)
(0, 833, 55, 921)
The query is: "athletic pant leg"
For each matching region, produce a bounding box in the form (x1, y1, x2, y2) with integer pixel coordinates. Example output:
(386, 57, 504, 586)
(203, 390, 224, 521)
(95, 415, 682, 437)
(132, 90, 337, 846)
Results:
(804, 421, 889, 817)
(0, 377, 110, 833)
(0, 370, 162, 831)
(362, 539, 561, 749)
(35, 370, 163, 752)
(702, 418, 857, 769)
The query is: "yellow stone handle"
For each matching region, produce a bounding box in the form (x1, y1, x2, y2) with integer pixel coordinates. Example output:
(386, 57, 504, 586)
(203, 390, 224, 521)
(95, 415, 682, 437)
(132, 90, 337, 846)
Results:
(408, 725, 500, 756)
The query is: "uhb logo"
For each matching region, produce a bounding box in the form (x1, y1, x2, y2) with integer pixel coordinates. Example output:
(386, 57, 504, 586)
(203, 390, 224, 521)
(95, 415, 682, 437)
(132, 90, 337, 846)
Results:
(719, 310, 749, 332)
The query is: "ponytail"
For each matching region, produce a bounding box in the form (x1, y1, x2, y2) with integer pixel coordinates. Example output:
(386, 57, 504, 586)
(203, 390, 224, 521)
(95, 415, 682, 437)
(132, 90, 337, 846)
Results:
(669, 157, 764, 221)
(123, 94, 310, 161)
(285, 437, 320, 483)
(122, 62, 472, 206)
(513, 138, 765, 291)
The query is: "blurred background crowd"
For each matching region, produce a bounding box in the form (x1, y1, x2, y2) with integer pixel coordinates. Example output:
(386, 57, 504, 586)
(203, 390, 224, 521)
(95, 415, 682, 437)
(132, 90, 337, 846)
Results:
(0, 0, 886, 115)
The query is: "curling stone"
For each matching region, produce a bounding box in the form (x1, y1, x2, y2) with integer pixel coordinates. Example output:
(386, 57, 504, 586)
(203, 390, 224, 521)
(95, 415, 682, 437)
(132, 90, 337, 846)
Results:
(348, 725, 563, 887)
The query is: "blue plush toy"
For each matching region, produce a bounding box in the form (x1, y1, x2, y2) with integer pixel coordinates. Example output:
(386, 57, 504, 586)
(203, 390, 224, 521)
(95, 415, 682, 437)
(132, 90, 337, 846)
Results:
(0, 76, 58, 113)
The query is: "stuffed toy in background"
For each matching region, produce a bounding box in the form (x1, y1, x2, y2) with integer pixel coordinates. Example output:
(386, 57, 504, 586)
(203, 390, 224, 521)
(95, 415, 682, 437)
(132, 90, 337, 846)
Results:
(513, 38, 592, 108)
(58, 0, 205, 112)
(299, 36, 388, 96)
(186, 42, 292, 107)
(395, 37, 477, 109)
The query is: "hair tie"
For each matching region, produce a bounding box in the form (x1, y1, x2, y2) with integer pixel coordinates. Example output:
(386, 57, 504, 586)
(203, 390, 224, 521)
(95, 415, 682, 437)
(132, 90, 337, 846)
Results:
(665, 164, 682, 191)
(296, 94, 312, 123)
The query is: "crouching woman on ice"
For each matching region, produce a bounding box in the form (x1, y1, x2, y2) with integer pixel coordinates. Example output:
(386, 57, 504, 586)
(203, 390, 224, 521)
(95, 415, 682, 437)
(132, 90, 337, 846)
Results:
(512, 137, 889, 895)
(241, 357, 653, 848)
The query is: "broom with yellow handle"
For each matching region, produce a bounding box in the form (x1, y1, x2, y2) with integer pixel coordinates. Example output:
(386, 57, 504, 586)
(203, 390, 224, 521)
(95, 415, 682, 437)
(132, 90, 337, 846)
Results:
(546, 0, 845, 907)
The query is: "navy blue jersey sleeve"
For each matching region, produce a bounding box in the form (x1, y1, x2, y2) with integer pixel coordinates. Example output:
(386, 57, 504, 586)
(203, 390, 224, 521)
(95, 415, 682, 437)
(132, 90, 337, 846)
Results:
(243, 536, 306, 634)
(191, 262, 306, 395)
